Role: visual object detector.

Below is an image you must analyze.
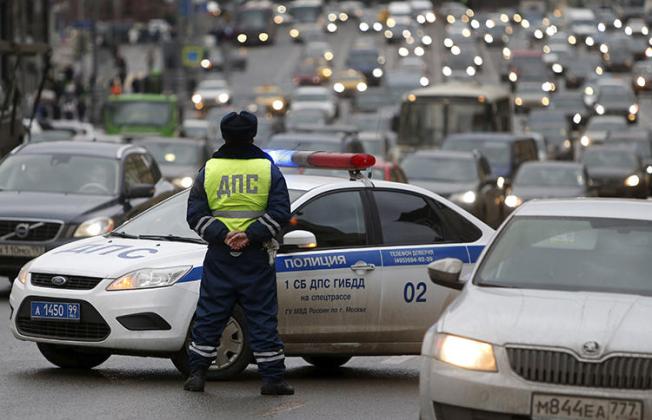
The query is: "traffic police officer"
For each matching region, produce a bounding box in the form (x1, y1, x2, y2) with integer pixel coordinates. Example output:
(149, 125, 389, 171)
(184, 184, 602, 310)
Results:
(184, 111, 293, 395)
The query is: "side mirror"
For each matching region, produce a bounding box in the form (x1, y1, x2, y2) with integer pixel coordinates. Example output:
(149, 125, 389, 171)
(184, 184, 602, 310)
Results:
(427, 258, 465, 290)
(283, 230, 317, 249)
(124, 183, 155, 199)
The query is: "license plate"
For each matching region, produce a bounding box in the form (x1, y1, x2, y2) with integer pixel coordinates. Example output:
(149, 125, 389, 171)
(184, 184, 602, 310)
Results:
(30, 302, 80, 321)
(0, 244, 45, 257)
(532, 394, 643, 420)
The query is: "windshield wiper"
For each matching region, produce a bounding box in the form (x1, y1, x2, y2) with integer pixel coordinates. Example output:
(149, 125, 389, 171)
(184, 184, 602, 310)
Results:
(109, 231, 139, 239)
(137, 234, 206, 244)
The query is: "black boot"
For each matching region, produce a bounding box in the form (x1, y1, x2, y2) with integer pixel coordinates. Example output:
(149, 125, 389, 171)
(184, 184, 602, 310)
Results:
(183, 369, 207, 392)
(261, 380, 295, 395)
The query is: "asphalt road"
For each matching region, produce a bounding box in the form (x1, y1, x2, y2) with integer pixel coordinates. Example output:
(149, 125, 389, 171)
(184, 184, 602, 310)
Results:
(0, 279, 419, 420)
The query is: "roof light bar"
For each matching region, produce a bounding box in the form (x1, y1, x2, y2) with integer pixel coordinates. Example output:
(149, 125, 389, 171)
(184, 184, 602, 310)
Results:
(265, 150, 376, 170)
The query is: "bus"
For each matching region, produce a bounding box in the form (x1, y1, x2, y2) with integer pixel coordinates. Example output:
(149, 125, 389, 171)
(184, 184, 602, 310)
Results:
(103, 94, 179, 137)
(233, 1, 277, 46)
(397, 82, 512, 150)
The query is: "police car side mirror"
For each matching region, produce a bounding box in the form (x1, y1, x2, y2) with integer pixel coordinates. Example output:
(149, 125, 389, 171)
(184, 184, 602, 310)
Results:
(124, 183, 155, 199)
(283, 230, 317, 249)
(427, 259, 464, 290)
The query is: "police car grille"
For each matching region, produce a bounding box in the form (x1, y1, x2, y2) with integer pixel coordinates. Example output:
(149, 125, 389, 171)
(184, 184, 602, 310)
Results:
(31, 273, 104, 290)
(16, 298, 110, 341)
(507, 347, 652, 389)
(0, 220, 62, 242)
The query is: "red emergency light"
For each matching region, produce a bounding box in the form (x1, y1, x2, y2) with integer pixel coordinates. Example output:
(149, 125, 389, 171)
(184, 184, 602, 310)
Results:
(266, 150, 376, 170)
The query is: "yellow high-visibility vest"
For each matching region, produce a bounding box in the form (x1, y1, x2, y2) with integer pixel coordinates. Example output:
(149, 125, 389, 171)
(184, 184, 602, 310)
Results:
(204, 158, 271, 232)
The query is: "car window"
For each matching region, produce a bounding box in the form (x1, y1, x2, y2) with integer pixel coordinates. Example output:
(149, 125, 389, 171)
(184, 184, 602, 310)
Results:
(124, 153, 156, 187)
(374, 190, 447, 245)
(287, 190, 367, 249)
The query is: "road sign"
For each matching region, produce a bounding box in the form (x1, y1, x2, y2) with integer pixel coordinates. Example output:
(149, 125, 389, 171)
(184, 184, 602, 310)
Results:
(181, 45, 204, 68)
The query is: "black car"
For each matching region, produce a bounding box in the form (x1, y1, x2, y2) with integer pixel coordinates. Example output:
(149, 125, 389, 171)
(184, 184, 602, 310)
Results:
(605, 128, 652, 191)
(442, 133, 539, 184)
(401, 150, 504, 227)
(131, 137, 212, 190)
(549, 91, 590, 130)
(581, 145, 648, 198)
(345, 44, 384, 85)
(562, 55, 603, 89)
(504, 161, 593, 213)
(593, 82, 638, 123)
(632, 60, 652, 93)
(526, 109, 573, 159)
(0, 141, 174, 281)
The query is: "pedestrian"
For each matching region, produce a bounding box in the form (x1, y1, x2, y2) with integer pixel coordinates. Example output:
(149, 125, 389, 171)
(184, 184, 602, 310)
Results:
(184, 111, 294, 396)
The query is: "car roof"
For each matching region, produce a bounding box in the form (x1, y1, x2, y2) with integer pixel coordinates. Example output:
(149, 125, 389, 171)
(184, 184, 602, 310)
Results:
(15, 141, 145, 158)
(409, 149, 476, 159)
(520, 161, 583, 169)
(446, 132, 528, 142)
(132, 136, 207, 146)
(515, 199, 652, 220)
(269, 132, 343, 142)
(294, 86, 329, 94)
(411, 82, 510, 101)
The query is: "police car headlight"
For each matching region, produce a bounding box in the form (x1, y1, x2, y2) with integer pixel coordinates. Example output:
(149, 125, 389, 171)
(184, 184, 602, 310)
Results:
(172, 176, 194, 189)
(74, 217, 115, 238)
(434, 334, 497, 372)
(17, 260, 33, 285)
(107, 266, 192, 291)
(450, 190, 476, 204)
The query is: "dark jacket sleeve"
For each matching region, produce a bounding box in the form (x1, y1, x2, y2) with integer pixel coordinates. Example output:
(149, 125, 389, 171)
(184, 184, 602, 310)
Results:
(245, 164, 291, 243)
(186, 168, 229, 245)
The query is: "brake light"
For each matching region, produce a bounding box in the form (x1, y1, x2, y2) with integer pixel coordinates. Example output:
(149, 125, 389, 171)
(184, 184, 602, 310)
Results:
(265, 150, 376, 170)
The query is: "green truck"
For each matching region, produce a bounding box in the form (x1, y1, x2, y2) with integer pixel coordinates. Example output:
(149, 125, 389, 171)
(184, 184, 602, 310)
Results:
(103, 94, 179, 137)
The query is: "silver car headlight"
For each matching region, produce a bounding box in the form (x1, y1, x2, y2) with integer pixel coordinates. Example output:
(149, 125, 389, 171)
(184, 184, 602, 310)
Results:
(434, 333, 497, 372)
(106, 266, 192, 291)
(172, 176, 194, 189)
(450, 190, 477, 204)
(74, 217, 115, 238)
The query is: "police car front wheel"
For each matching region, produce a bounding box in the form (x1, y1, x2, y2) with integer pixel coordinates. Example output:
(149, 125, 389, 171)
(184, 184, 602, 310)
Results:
(37, 343, 111, 369)
(302, 356, 352, 369)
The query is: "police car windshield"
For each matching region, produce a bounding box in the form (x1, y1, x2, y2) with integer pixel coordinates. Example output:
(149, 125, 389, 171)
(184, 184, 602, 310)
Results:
(0, 153, 119, 195)
(476, 216, 652, 295)
(116, 189, 306, 239)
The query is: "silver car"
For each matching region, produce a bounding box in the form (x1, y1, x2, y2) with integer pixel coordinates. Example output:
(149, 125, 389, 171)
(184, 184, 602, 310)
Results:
(420, 198, 652, 420)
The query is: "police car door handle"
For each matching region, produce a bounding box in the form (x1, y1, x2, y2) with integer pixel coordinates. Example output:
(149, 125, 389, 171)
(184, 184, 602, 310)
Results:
(350, 261, 375, 272)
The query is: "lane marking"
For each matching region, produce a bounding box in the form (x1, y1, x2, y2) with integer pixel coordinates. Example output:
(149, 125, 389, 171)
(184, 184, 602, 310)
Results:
(381, 355, 416, 365)
(260, 400, 306, 417)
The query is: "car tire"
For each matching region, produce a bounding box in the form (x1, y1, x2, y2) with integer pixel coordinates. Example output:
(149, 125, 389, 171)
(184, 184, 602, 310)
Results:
(171, 306, 252, 381)
(302, 356, 352, 368)
(37, 343, 110, 369)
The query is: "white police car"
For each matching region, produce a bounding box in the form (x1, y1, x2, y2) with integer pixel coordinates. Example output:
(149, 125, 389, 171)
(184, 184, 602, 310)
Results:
(10, 151, 493, 379)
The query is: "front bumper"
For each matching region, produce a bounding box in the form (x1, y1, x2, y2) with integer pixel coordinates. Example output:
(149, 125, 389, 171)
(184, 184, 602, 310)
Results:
(420, 348, 652, 420)
(9, 277, 198, 353)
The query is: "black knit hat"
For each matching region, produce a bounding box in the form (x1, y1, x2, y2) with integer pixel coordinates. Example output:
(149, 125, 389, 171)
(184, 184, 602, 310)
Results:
(220, 111, 257, 143)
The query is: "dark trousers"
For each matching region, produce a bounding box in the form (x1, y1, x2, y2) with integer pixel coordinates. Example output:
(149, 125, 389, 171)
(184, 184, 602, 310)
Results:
(188, 245, 285, 383)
